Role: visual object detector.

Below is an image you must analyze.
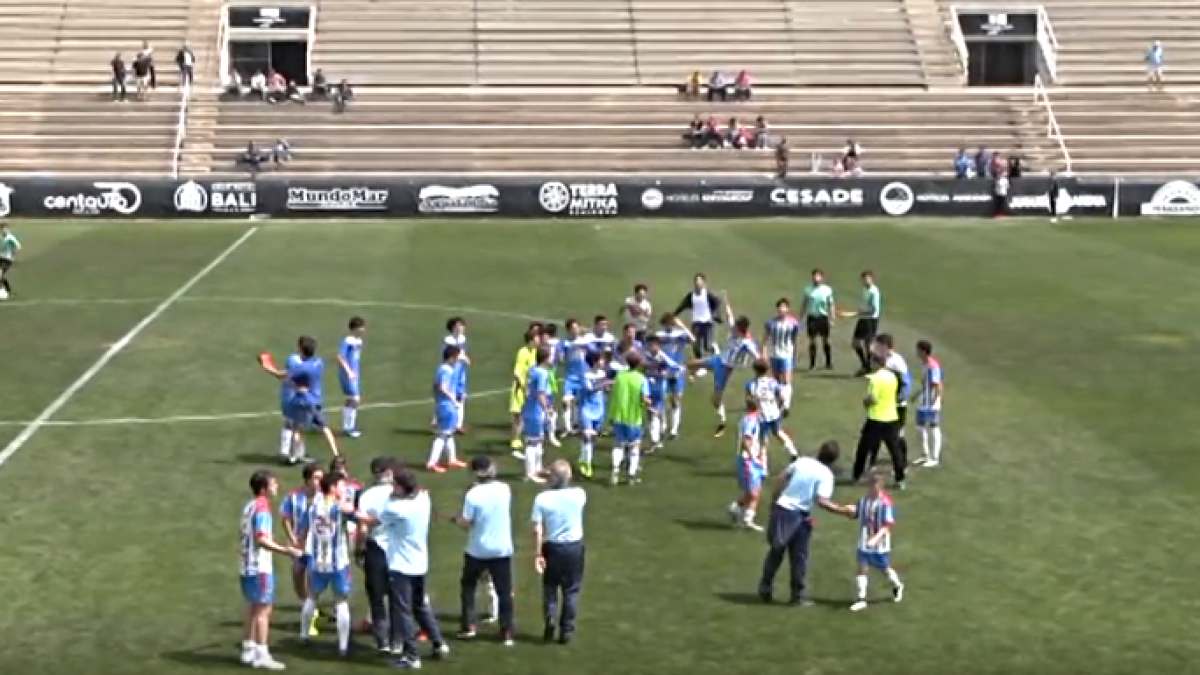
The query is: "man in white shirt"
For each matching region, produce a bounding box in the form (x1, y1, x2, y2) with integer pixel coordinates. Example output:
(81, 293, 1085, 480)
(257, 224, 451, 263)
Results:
(355, 456, 397, 654)
(621, 284, 652, 342)
(757, 442, 855, 605)
(672, 273, 724, 359)
(451, 456, 515, 645)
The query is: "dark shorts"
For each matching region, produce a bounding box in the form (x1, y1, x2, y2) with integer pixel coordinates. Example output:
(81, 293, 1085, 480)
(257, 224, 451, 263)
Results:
(0, 258, 11, 273)
(853, 318, 878, 342)
(806, 316, 831, 339)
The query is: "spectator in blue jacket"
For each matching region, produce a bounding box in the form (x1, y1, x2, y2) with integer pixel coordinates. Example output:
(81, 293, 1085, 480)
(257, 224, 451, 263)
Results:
(954, 149, 974, 178)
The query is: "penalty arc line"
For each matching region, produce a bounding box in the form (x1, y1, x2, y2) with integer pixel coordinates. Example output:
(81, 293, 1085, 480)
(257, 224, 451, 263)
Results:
(0, 388, 510, 429)
(0, 227, 261, 467)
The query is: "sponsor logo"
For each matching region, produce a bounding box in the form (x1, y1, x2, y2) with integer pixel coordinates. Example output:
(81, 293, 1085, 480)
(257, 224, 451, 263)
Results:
(539, 182, 618, 217)
(418, 185, 499, 214)
(210, 182, 258, 213)
(44, 182, 141, 215)
(770, 187, 863, 208)
(1140, 180, 1200, 216)
(174, 181, 208, 213)
(982, 12, 1012, 36)
(253, 7, 286, 28)
(879, 182, 915, 216)
(641, 188, 664, 211)
(287, 186, 388, 211)
(1010, 190, 1107, 214)
(651, 189, 756, 206)
(0, 182, 13, 217)
(914, 192, 991, 204)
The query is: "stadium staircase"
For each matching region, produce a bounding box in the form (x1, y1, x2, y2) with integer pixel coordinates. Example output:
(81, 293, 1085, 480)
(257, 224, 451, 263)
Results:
(0, 0, 216, 174)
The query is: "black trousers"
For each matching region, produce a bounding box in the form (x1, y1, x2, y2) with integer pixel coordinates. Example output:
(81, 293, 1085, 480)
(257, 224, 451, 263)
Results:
(1048, 192, 1058, 217)
(542, 541, 585, 636)
(387, 571, 444, 658)
(854, 418, 906, 482)
(111, 77, 126, 100)
(363, 540, 391, 650)
(992, 194, 1009, 217)
(178, 65, 194, 86)
(758, 505, 813, 600)
(692, 321, 714, 357)
(460, 554, 514, 632)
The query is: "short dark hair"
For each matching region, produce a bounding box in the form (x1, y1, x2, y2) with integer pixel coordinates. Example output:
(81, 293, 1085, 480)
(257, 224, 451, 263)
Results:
(622, 322, 635, 333)
(735, 316, 751, 332)
(470, 455, 495, 479)
(443, 344, 461, 361)
(565, 318, 578, 331)
(393, 467, 419, 496)
(349, 316, 366, 331)
(753, 359, 769, 376)
(875, 333, 894, 349)
(775, 297, 790, 309)
(369, 456, 393, 475)
(445, 316, 464, 332)
(694, 273, 706, 282)
(861, 270, 874, 280)
(645, 334, 661, 346)
(625, 350, 643, 369)
(585, 351, 599, 368)
(302, 464, 321, 481)
(320, 473, 343, 494)
(545, 323, 559, 337)
(816, 441, 840, 466)
(917, 340, 933, 355)
(249, 469, 275, 495)
(329, 456, 348, 474)
(593, 314, 607, 325)
(297, 335, 317, 359)
(812, 268, 824, 277)
(536, 346, 551, 364)
(660, 312, 675, 325)
(634, 283, 648, 293)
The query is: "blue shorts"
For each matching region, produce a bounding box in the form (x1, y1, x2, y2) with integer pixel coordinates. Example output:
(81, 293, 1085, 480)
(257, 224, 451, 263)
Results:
(579, 416, 603, 435)
(737, 457, 766, 493)
(706, 357, 732, 392)
(339, 374, 360, 398)
(759, 418, 781, 438)
(308, 567, 352, 597)
(613, 423, 642, 446)
(916, 409, 940, 426)
(769, 357, 793, 377)
(563, 378, 584, 400)
(665, 375, 685, 396)
(523, 412, 546, 440)
(648, 384, 666, 411)
(435, 404, 457, 435)
(240, 574, 275, 605)
(285, 403, 325, 430)
(858, 550, 891, 570)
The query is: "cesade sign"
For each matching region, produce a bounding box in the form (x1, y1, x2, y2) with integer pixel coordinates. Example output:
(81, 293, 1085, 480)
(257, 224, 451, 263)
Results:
(770, 187, 864, 209)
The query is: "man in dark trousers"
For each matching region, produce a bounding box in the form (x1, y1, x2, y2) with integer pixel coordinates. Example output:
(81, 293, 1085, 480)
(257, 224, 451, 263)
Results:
(354, 457, 397, 654)
(991, 170, 1010, 218)
(853, 353, 907, 488)
(175, 42, 195, 87)
(532, 460, 588, 644)
(672, 273, 723, 358)
(758, 442, 854, 605)
(110, 53, 127, 101)
(1048, 171, 1063, 222)
(451, 456, 515, 645)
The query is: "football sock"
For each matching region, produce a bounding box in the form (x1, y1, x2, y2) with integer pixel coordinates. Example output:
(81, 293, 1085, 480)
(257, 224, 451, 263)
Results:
(856, 575, 868, 600)
(649, 416, 662, 444)
(742, 507, 756, 525)
(562, 406, 573, 431)
(581, 438, 594, 464)
(335, 601, 351, 652)
(716, 403, 727, 424)
(781, 384, 793, 409)
(808, 344, 817, 369)
(301, 598, 318, 639)
(525, 444, 541, 476)
(486, 578, 499, 617)
(886, 568, 903, 587)
(919, 427, 931, 459)
(931, 428, 943, 462)
(445, 437, 458, 464)
(427, 437, 445, 466)
(547, 410, 558, 437)
(295, 437, 308, 460)
(611, 447, 625, 474)
(670, 406, 682, 435)
(823, 343, 832, 368)
(627, 447, 641, 476)
(0, 278, 10, 293)
(279, 428, 292, 458)
(343, 406, 357, 431)
(780, 431, 798, 456)
(457, 399, 466, 428)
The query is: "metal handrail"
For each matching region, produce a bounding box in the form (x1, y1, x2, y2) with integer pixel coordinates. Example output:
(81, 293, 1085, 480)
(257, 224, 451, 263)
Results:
(1033, 74, 1071, 174)
(170, 80, 190, 178)
(948, 6, 969, 77)
(1036, 5, 1058, 81)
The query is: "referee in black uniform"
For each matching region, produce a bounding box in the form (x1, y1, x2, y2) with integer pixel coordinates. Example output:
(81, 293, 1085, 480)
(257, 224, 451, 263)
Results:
(356, 456, 397, 653)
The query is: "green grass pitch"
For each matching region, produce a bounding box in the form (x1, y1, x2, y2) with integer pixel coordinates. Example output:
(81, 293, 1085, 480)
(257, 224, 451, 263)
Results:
(1, 218, 1197, 675)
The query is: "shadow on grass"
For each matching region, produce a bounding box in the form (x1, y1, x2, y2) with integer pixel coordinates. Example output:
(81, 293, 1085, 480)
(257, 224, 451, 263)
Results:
(214, 452, 286, 466)
(674, 517, 735, 532)
(715, 591, 844, 608)
(161, 644, 244, 670)
(393, 426, 434, 437)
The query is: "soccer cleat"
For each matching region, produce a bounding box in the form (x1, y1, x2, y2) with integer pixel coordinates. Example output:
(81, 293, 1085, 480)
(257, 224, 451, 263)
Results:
(912, 457, 928, 466)
(648, 442, 663, 454)
(457, 628, 476, 640)
(629, 474, 642, 485)
(668, 432, 678, 441)
(727, 502, 741, 524)
(609, 473, 620, 486)
(525, 474, 546, 484)
(548, 434, 562, 448)
(893, 583, 905, 602)
(924, 460, 939, 468)
(391, 655, 422, 670)
(252, 655, 287, 670)
(431, 643, 450, 659)
(240, 649, 256, 665)
(455, 427, 467, 436)
(509, 438, 524, 451)
(578, 462, 593, 479)
(448, 460, 468, 469)
(502, 630, 515, 647)
(425, 464, 446, 474)
(345, 429, 362, 439)
(511, 450, 525, 460)
(713, 423, 726, 438)
(850, 600, 869, 612)
(543, 625, 556, 643)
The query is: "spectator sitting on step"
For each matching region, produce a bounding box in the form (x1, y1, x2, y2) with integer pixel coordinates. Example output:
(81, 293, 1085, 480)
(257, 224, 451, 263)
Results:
(954, 148, 975, 178)
(333, 79, 354, 113)
(239, 141, 269, 172)
(1007, 154, 1024, 178)
(266, 71, 287, 103)
(974, 146, 992, 178)
(836, 139, 862, 175)
(683, 115, 705, 148)
(753, 116, 770, 149)
(250, 70, 268, 100)
(285, 80, 305, 104)
(273, 139, 292, 165)
(224, 68, 246, 99)
(707, 71, 733, 102)
(677, 70, 703, 99)
(702, 115, 722, 149)
(725, 117, 750, 149)
(310, 69, 328, 100)
(734, 70, 753, 101)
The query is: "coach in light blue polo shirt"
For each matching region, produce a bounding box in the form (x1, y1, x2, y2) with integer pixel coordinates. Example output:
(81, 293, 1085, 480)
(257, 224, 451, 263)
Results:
(377, 468, 446, 669)
(757, 442, 855, 606)
(451, 456, 516, 644)
(532, 459, 587, 645)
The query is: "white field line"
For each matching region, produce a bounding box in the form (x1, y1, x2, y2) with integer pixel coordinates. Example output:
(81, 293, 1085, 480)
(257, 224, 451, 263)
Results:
(0, 389, 508, 429)
(0, 228, 260, 467)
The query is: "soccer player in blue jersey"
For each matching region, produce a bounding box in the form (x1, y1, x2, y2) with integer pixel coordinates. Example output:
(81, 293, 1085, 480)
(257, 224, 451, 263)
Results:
(643, 334, 686, 452)
(728, 399, 766, 531)
(282, 464, 323, 638)
(559, 319, 593, 435)
(262, 336, 340, 464)
(240, 470, 302, 669)
(762, 299, 800, 416)
(523, 347, 554, 482)
(428, 345, 467, 473)
(337, 316, 366, 438)
(544, 323, 563, 447)
(299, 473, 356, 655)
(444, 317, 470, 433)
(746, 359, 798, 458)
(285, 371, 342, 464)
(588, 315, 616, 354)
(850, 470, 904, 611)
(654, 314, 695, 439)
(577, 351, 609, 479)
(689, 303, 758, 437)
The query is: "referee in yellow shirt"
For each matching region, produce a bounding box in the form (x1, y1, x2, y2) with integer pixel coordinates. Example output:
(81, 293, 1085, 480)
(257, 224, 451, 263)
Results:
(852, 353, 907, 488)
(510, 327, 541, 452)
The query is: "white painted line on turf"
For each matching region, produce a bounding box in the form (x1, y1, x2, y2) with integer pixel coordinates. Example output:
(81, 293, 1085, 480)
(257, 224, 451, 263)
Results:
(0, 227, 260, 468)
(0, 388, 508, 428)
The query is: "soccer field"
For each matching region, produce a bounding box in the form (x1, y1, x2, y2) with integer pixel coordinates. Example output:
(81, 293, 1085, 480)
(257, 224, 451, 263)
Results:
(1, 218, 1197, 675)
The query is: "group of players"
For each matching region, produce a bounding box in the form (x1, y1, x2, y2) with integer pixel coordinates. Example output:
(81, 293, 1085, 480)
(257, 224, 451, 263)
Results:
(237, 271, 947, 667)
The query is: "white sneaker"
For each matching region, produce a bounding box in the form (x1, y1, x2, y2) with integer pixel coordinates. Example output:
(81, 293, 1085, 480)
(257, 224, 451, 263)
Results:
(511, 450, 525, 460)
(240, 649, 256, 665)
(850, 600, 868, 612)
(253, 655, 286, 670)
(893, 582, 905, 603)
(548, 435, 562, 448)
(609, 473, 620, 486)
(525, 474, 545, 484)
(726, 502, 740, 523)
(912, 457, 928, 466)
(924, 460, 939, 468)
(743, 521, 764, 532)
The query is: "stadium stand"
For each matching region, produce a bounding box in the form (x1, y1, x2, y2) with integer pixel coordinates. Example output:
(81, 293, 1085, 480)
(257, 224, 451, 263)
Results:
(1035, 0, 1200, 85)
(0, 0, 217, 174)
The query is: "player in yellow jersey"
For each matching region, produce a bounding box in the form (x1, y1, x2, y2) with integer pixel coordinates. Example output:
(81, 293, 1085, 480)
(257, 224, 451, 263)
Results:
(510, 327, 542, 453)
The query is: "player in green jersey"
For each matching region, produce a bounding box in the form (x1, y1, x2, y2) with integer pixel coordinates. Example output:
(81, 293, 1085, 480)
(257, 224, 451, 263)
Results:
(801, 269, 836, 370)
(608, 351, 651, 486)
(851, 270, 882, 375)
(0, 223, 19, 299)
